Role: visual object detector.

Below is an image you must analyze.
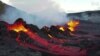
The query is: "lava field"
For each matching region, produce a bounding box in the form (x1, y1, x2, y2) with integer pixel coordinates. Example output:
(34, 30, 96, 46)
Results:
(0, 18, 100, 56)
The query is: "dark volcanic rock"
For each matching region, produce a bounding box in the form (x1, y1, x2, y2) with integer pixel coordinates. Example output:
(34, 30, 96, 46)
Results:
(26, 24, 40, 32)
(94, 35, 100, 38)
(0, 1, 5, 15)
(0, 18, 100, 56)
(74, 30, 89, 35)
(9, 30, 18, 38)
(19, 31, 35, 44)
(0, 21, 7, 30)
(0, 32, 41, 56)
(0, 21, 41, 56)
(88, 47, 100, 56)
(0, 21, 9, 37)
(79, 39, 94, 48)
(49, 25, 71, 39)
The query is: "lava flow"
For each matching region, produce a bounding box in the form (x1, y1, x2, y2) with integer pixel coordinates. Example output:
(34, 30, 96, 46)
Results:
(67, 20, 79, 32)
(6, 19, 86, 56)
(7, 20, 28, 32)
(59, 26, 65, 31)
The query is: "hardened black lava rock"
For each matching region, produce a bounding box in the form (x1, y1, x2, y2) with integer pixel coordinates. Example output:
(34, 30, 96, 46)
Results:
(79, 39, 94, 48)
(0, 21, 9, 37)
(73, 30, 89, 35)
(87, 47, 100, 56)
(14, 18, 26, 24)
(9, 30, 18, 39)
(0, 25, 41, 56)
(94, 34, 100, 38)
(19, 31, 35, 44)
(49, 25, 71, 39)
(0, 21, 7, 30)
(26, 24, 40, 32)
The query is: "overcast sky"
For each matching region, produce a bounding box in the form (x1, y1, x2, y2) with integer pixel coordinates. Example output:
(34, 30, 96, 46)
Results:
(1, 0, 100, 13)
(53, 0, 100, 13)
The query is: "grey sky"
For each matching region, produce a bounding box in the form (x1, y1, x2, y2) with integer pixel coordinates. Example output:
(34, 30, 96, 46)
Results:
(1, 0, 100, 13)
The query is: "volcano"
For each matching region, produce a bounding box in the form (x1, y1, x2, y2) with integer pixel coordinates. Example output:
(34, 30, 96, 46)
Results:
(0, 18, 100, 56)
(0, 1, 100, 56)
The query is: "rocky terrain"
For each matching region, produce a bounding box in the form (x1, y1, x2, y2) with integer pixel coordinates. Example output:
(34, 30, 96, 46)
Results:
(67, 10, 100, 22)
(0, 20, 42, 56)
(0, 18, 100, 56)
(0, 1, 100, 56)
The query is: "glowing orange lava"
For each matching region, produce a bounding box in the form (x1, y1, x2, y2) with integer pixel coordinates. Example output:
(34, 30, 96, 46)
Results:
(67, 20, 79, 32)
(59, 26, 65, 31)
(48, 34, 53, 38)
(6, 19, 86, 56)
(8, 22, 28, 32)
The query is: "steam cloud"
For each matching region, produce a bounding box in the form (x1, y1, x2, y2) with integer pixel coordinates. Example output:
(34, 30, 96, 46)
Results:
(0, 0, 68, 28)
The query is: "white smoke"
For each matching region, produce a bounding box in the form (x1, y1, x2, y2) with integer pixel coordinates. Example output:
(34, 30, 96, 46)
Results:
(1, 0, 68, 28)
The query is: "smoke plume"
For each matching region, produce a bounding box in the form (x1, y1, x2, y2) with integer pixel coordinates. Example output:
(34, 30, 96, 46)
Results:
(0, 0, 68, 28)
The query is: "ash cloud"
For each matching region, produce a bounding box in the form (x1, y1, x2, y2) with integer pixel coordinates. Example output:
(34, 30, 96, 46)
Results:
(0, 0, 68, 28)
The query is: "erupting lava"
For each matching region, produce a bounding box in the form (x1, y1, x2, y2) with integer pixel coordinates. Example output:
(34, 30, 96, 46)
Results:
(7, 21, 28, 32)
(67, 20, 80, 32)
(59, 26, 65, 31)
(6, 19, 86, 56)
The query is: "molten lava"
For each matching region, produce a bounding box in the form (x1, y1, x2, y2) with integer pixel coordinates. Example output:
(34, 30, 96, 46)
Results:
(67, 20, 79, 32)
(48, 34, 53, 38)
(7, 21, 28, 32)
(59, 26, 65, 31)
(6, 19, 86, 56)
